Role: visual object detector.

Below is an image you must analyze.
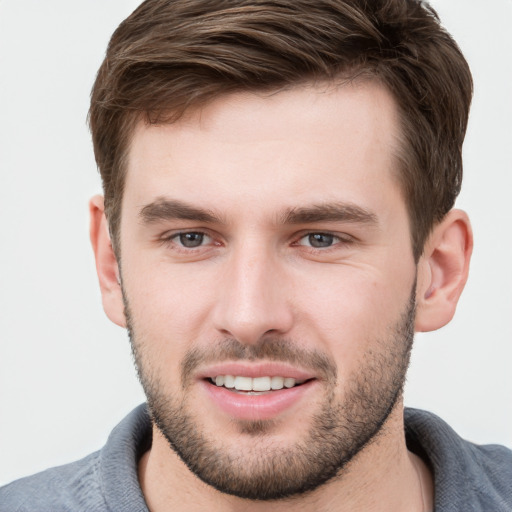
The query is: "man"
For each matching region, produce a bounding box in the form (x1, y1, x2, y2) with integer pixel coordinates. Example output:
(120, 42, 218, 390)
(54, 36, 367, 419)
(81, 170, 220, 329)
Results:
(1, 0, 511, 510)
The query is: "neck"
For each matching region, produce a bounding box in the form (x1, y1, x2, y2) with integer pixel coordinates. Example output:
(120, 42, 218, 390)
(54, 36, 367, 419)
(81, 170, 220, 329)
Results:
(138, 403, 433, 512)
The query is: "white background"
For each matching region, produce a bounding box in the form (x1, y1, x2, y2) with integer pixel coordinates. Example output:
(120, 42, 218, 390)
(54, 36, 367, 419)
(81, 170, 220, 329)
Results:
(0, 0, 511, 486)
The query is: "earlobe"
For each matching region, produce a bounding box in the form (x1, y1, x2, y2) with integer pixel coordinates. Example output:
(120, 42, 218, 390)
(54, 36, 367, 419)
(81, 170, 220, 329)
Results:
(415, 209, 473, 332)
(89, 195, 127, 328)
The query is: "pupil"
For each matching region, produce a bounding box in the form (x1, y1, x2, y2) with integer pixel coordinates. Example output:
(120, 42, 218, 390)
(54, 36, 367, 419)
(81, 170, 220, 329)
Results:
(180, 233, 204, 248)
(309, 233, 333, 248)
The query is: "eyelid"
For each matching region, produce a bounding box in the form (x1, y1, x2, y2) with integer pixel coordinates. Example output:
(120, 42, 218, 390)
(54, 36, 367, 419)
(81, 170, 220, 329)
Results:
(177, 231, 212, 246)
(156, 228, 355, 253)
(294, 230, 355, 246)
(159, 229, 218, 248)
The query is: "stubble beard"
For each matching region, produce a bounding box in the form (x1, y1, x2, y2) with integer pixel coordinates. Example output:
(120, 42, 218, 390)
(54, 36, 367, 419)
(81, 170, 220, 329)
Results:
(124, 286, 416, 501)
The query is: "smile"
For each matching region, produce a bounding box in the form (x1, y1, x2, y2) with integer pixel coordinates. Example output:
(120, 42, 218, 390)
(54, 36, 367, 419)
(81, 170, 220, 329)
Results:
(202, 373, 316, 421)
(209, 375, 307, 392)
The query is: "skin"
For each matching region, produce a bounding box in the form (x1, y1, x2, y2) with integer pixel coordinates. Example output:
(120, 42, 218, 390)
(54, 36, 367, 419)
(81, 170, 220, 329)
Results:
(90, 81, 472, 511)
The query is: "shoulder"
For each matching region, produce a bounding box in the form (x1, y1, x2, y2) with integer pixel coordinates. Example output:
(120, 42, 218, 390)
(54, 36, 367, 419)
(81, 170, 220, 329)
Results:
(457, 441, 512, 509)
(405, 407, 512, 511)
(0, 451, 106, 512)
(0, 404, 151, 512)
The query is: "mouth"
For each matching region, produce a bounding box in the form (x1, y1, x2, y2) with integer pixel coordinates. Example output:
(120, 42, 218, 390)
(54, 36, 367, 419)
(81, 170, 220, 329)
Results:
(207, 375, 310, 394)
(199, 364, 318, 421)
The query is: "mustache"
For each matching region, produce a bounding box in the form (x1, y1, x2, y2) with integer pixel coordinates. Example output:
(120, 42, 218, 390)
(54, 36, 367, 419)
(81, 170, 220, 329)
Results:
(181, 337, 337, 388)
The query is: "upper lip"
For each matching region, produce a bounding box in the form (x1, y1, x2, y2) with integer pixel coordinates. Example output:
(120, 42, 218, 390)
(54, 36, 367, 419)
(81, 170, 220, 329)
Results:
(196, 362, 316, 381)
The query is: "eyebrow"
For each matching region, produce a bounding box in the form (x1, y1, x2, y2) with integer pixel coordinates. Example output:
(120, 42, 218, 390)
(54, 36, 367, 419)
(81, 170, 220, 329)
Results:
(139, 197, 378, 227)
(139, 198, 224, 224)
(281, 203, 378, 226)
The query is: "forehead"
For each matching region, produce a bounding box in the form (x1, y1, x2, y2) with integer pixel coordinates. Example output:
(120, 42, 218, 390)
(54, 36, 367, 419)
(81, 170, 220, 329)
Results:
(124, 81, 402, 220)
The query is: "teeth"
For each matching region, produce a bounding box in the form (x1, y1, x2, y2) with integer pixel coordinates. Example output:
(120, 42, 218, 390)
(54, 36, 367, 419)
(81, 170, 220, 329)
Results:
(284, 377, 296, 388)
(212, 375, 300, 391)
(234, 376, 252, 391)
(224, 375, 235, 388)
(271, 376, 284, 389)
(253, 377, 271, 391)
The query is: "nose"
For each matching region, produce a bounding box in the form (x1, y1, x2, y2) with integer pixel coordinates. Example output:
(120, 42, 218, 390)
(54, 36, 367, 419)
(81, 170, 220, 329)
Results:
(212, 244, 294, 345)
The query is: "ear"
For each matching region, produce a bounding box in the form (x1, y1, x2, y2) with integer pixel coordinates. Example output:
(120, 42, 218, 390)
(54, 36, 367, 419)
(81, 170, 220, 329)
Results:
(89, 195, 126, 328)
(415, 209, 473, 332)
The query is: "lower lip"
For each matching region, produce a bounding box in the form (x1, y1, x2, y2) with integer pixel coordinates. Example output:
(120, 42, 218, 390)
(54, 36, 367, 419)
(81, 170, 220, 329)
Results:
(201, 379, 316, 421)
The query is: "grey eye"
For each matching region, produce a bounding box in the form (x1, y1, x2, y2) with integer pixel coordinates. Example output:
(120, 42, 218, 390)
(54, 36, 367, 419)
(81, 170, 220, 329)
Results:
(307, 233, 335, 248)
(178, 232, 205, 248)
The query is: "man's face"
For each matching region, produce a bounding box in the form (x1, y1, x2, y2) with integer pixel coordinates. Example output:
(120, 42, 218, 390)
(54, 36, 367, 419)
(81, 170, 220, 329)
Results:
(118, 82, 418, 499)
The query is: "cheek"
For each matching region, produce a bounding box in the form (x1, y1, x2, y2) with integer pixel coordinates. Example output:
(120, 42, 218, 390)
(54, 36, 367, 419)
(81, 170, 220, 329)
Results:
(293, 263, 414, 361)
(123, 258, 218, 357)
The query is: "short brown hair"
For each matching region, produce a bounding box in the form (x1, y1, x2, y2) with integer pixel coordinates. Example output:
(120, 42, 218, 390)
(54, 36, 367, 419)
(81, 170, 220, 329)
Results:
(89, 0, 472, 260)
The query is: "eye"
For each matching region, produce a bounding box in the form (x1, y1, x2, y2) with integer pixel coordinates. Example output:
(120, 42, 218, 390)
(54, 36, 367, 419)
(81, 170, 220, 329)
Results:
(298, 233, 339, 248)
(295, 232, 354, 250)
(174, 232, 212, 248)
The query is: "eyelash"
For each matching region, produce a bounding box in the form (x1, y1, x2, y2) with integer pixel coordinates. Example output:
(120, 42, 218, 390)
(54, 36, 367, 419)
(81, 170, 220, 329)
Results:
(159, 230, 354, 253)
(293, 232, 354, 251)
(159, 231, 218, 252)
